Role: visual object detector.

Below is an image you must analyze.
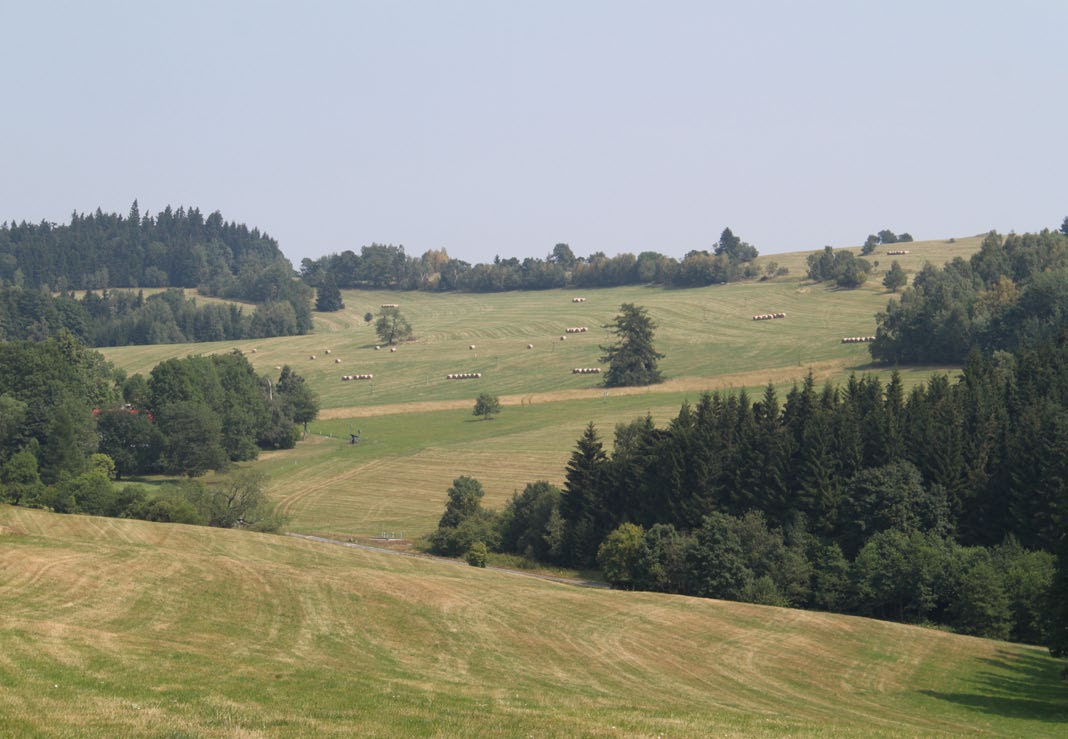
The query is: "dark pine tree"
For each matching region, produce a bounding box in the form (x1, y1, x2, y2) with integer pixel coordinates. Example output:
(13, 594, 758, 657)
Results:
(600, 303, 664, 387)
(560, 422, 609, 567)
(315, 274, 345, 312)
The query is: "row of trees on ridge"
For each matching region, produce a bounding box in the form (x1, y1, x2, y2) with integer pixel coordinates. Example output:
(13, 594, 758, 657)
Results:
(300, 228, 765, 295)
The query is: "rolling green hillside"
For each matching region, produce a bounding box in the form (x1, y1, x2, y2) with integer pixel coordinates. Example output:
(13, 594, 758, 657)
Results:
(99, 236, 982, 411)
(1, 505, 1064, 739)
(97, 236, 984, 540)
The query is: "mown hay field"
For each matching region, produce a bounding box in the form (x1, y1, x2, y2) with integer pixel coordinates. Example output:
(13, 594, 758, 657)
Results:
(100, 236, 983, 412)
(98, 237, 983, 540)
(1, 505, 1064, 739)
(255, 366, 957, 540)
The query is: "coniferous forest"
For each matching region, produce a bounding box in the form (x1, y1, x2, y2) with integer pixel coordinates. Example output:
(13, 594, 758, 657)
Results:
(0, 203, 313, 342)
(0, 202, 284, 292)
(426, 225, 1068, 655)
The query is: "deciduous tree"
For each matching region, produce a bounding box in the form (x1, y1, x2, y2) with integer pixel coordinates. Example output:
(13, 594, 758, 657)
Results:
(883, 260, 907, 292)
(473, 393, 501, 421)
(598, 522, 646, 589)
(375, 305, 412, 345)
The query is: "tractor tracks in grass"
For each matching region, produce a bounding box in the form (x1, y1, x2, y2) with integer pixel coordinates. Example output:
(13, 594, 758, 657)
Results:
(275, 458, 391, 519)
(285, 532, 608, 590)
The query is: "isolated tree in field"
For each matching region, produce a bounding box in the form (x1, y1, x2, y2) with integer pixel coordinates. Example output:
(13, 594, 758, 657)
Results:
(375, 305, 412, 345)
(473, 393, 501, 420)
(363, 311, 373, 324)
(600, 303, 664, 387)
(883, 261, 907, 292)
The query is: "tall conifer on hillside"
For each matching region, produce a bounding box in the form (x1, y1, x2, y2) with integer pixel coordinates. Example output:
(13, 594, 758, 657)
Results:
(600, 303, 664, 387)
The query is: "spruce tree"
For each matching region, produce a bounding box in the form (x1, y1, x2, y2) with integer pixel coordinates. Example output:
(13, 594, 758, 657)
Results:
(600, 303, 664, 387)
(560, 422, 608, 566)
(315, 275, 344, 312)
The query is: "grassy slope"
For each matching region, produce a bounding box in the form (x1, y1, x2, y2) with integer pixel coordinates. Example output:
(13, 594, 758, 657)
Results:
(2, 505, 1065, 739)
(100, 237, 981, 409)
(101, 236, 983, 539)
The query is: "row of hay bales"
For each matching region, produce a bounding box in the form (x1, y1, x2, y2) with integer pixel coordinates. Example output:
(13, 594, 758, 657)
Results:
(341, 374, 374, 381)
(752, 312, 786, 321)
(572, 297, 587, 302)
(380, 303, 399, 308)
(447, 372, 482, 380)
(565, 326, 590, 333)
(572, 367, 602, 374)
(842, 336, 876, 343)
(886, 250, 910, 256)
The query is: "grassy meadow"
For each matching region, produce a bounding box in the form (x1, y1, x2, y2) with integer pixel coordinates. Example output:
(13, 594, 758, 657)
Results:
(101, 236, 982, 411)
(6, 234, 1066, 738)
(100, 236, 983, 540)
(2, 505, 1066, 739)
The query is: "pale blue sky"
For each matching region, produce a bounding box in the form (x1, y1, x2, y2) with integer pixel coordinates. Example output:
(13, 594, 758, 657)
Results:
(2, 1, 1065, 267)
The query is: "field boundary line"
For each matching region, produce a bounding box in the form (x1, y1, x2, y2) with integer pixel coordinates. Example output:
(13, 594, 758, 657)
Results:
(285, 532, 608, 589)
(317, 361, 849, 420)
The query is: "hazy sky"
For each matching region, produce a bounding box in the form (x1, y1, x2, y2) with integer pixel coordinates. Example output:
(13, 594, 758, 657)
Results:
(3, 1, 1066, 267)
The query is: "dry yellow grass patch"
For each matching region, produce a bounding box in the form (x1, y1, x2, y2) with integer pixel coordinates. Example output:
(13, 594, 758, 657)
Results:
(1, 506, 1064, 739)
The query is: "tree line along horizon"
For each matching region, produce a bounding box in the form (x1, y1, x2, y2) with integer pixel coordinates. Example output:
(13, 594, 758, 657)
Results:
(2, 202, 1068, 663)
(0, 200, 910, 309)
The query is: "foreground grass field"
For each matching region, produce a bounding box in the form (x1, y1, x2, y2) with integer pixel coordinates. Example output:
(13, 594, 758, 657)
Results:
(100, 237, 982, 539)
(2, 505, 1064, 739)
